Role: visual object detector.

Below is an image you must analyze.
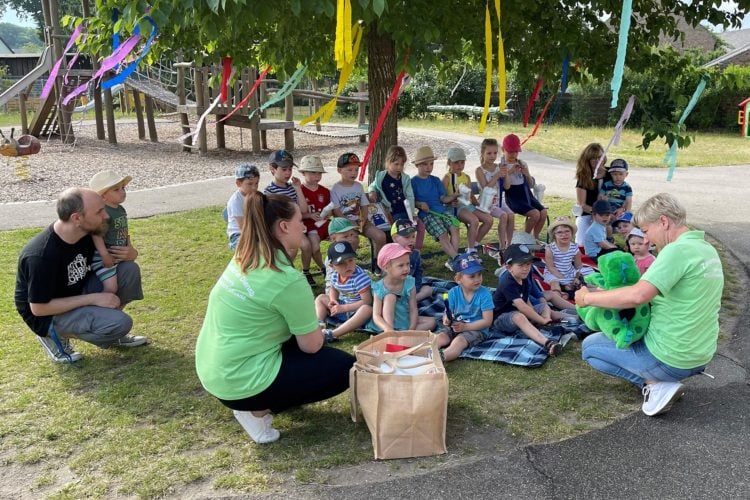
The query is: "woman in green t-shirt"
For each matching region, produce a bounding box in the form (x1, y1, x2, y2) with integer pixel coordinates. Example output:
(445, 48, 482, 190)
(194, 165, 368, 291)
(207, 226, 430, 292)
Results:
(196, 193, 355, 444)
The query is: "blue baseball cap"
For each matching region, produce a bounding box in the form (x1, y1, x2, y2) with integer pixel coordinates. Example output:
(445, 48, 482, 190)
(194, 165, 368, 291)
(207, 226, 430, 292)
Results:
(612, 211, 633, 227)
(269, 149, 295, 168)
(451, 252, 485, 274)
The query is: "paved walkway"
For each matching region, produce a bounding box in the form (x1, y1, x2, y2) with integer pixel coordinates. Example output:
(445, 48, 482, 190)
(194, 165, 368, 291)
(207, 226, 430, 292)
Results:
(4, 127, 748, 498)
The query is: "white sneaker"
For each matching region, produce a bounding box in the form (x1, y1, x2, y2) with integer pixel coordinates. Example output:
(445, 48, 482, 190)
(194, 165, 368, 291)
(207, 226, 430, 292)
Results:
(37, 335, 82, 363)
(115, 334, 148, 347)
(641, 381, 685, 416)
(445, 259, 455, 272)
(233, 410, 280, 444)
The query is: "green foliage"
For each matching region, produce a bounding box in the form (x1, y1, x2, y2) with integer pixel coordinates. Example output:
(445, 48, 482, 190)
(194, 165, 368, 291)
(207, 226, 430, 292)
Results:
(0, 22, 44, 52)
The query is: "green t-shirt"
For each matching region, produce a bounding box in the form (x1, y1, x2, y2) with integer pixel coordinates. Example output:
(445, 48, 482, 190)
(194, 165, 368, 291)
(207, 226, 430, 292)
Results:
(195, 253, 318, 400)
(641, 231, 723, 369)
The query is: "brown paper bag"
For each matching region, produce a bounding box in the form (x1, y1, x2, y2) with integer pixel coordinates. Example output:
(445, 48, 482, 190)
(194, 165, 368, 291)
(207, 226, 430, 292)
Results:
(349, 330, 448, 460)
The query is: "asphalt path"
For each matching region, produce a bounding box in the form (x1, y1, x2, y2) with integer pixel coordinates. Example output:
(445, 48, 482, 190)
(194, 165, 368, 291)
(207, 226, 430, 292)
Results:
(4, 127, 748, 499)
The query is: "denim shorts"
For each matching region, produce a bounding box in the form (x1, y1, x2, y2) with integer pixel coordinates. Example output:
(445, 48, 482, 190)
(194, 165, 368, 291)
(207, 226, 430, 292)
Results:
(493, 303, 547, 333)
(441, 328, 486, 347)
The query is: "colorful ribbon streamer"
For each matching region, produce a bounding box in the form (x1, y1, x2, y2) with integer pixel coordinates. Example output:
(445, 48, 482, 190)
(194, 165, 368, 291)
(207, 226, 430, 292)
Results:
(177, 94, 222, 147)
(249, 65, 308, 119)
(63, 32, 88, 85)
(610, 0, 633, 108)
(41, 24, 84, 99)
(101, 17, 157, 91)
(335, 0, 353, 69)
(663, 76, 708, 181)
(220, 57, 232, 103)
(479, 4, 493, 133)
(300, 23, 363, 126)
(521, 93, 556, 145)
(593, 94, 636, 178)
(358, 65, 408, 182)
(522, 77, 544, 127)
(495, 0, 506, 115)
(218, 65, 272, 123)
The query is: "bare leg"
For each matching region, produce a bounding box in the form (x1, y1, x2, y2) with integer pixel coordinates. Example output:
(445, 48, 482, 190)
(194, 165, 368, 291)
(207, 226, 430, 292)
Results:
(543, 290, 575, 310)
(442, 336, 469, 362)
(524, 209, 541, 235)
(512, 314, 549, 346)
(102, 275, 118, 294)
(382, 294, 398, 329)
(332, 305, 373, 338)
(438, 232, 459, 258)
(364, 224, 386, 262)
(417, 315, 437, 331)
(415, 219, 426, 250)
(416, 285, 433, 302)
(449, 226, 460, 254)
(475, 210, 494, 244)
(458, 209, 480, 248)
(307, 231, 325, 270)
(314, 294, 330, 322)
(534, 208, 548, 238)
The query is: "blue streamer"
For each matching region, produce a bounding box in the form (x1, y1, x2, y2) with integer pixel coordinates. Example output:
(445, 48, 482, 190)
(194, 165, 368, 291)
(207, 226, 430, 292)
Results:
(610, 0, 633, 109)
(101, 17, 158, 91)
(664, 75, 708, 181)
(547, 53, 569, 125)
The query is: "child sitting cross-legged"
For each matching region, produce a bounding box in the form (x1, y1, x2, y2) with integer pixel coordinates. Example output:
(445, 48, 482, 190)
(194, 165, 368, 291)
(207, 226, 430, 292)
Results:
(315, 241, 373, 342)
(492, 244, 566, 356)
(370, 243, 437, 333)
(437, 252, 494, 362)
(390, 218, 433, 301)
(542, 216, 592, 298)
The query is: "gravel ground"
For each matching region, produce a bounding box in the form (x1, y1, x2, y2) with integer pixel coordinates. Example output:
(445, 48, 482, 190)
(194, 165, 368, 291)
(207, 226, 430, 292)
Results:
(0, 117, 468, 203)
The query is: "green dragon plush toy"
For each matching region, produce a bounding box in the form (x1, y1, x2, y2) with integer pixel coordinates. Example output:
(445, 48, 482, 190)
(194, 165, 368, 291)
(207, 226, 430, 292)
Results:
(576, 250, 650, 348)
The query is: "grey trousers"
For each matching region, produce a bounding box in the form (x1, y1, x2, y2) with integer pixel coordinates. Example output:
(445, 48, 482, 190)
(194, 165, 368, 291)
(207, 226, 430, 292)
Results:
(52, 261, 144, 348)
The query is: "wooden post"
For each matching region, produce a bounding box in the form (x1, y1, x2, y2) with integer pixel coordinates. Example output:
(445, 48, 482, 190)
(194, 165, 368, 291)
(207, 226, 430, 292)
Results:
(132, 90, 145, 139)
(259, 79, 268, 149)
(19, 94, 29, 134)
(312, 79, 321, 131)
(357, 80, 367, 143)
(175, 62, 192, 152)
(249, 67, 261, 153)
(49, 0, 75, 143)
(284, 92, 294, 151)
(194, 68, 208, 153)
(214, 63, 225, 149)
(144, 95, 158, 142)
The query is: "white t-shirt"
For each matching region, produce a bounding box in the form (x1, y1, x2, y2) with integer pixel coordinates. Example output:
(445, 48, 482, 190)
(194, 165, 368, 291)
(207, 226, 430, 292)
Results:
(331, 182, 369, 224)
(226, 190, 245, 238)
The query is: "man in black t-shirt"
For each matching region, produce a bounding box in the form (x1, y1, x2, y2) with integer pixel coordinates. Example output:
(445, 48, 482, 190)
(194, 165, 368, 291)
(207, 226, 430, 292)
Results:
(15, 188, 146, 363)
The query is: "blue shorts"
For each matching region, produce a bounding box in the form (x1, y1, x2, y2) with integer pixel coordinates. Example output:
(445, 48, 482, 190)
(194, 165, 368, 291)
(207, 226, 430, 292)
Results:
(493, 303, 547, 333)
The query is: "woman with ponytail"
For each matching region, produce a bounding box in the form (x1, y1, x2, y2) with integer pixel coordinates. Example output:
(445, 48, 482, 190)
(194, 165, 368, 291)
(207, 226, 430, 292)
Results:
(196, 193, 355, 444)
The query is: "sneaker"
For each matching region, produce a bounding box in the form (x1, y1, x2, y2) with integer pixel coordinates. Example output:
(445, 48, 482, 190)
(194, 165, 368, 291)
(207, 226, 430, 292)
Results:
(322, 329, 337, 343)
(642, 381, 685, 416)
(232, 410, 280, 444)
(444, 259, 455, 272)
(115, 334, 148, 347)
(303, 270, 316, 286)
(37, 335, 82, 363)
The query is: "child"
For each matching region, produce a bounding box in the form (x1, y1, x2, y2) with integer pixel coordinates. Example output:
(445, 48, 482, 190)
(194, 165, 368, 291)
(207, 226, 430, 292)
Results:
(323, 217, 361, 293)
(475, 138, 514, 250)
(492, 244, 565, 356)
(331, 152, 387, 272)
(543, 216, 592, 298)
(442, 146, 493, 253)
(584, 200, 617, 261)
(390, 218, 433, 301)
(264, 149, 313, 280)
(88, 170, 133, 293)
(370, 243, 436, 333)
(437, 252, 494, 362)
(599, 158, 632, 217)
(500, 134, 548, 239)
(367, 145, 426, 248)
(611, 211, 633, 250)
(315, 241, 373, 342)
(226, 163, 260, 250)
(298, 155, 329, 280)
(628, 228, 655, 275)
(410, 146, 461, 269)
(574, 143, 608, 246)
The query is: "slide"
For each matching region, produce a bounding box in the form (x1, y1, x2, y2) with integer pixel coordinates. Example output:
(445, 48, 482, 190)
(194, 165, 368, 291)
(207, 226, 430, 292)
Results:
(0, 46, 53, 108)
(72, 84, 124, 113)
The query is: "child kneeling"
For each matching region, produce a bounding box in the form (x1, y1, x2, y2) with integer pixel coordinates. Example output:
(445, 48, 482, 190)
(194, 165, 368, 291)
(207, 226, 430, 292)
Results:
(437, 252, 494, 362)
(315, 241, 373, 342)
(492, 244, 565, 356)
(370, 243, 436, 332)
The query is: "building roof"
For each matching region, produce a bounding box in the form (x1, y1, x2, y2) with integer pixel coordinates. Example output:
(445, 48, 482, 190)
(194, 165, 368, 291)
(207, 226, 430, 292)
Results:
(715, 28, 750, 50)
(0, 35, 15, 54)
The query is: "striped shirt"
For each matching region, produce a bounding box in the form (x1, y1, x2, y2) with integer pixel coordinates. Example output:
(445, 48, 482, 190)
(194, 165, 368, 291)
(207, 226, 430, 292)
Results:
(264, 182, 298, 202)
(331, 266, 371, 304)
(544, 242, 580, 284)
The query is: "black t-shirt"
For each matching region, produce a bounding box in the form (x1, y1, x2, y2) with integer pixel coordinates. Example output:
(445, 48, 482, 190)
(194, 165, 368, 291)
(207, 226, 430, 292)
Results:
(15, 225, 95, 336)
(492, 270, 529, 318)
(576, 180, 599, 216)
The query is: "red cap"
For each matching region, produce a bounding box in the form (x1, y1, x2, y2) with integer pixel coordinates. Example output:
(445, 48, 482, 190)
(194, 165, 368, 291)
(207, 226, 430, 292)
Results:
(502, 134, 522, 153)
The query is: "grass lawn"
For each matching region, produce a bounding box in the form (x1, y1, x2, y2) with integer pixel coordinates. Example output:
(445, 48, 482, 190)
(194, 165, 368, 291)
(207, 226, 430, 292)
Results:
(0, 196, 650, 498)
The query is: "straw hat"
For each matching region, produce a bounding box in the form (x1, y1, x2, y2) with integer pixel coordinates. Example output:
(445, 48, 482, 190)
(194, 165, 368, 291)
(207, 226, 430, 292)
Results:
(548, 216, 577, 238)
(89, 170, 132, 195)
(412, 146, 437, 164)
(298, 155, 326, 172)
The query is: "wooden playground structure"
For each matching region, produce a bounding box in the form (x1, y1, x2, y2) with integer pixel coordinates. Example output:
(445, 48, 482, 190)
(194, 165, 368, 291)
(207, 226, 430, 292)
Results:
(0, 0, 370, 152)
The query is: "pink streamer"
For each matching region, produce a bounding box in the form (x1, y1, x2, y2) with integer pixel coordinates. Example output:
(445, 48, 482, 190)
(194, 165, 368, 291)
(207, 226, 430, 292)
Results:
(593, 95, 636, 178)
(41, 25, 84, 99)
(63, 33, 88, 85)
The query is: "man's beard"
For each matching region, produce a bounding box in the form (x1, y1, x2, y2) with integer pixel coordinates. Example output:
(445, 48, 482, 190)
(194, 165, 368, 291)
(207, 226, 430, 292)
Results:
(88, 221, 109, 237)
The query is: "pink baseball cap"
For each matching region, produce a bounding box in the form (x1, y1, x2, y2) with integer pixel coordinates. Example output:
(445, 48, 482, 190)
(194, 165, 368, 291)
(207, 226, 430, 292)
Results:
(502, 134, 522, 153)
(377, 243, 411, 270)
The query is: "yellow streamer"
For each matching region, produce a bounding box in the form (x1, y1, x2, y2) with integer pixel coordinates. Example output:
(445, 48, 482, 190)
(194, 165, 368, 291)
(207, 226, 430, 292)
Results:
(495, 0, 506, 113)
(479, 4, 493, 133)
(301, 23, 363, 126)
(335, 0, 353, 69)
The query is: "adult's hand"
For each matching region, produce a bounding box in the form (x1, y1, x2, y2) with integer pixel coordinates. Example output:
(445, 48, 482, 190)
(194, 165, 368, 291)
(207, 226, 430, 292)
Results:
(108, 244, 138, 263)
(88, 292, 121, 309)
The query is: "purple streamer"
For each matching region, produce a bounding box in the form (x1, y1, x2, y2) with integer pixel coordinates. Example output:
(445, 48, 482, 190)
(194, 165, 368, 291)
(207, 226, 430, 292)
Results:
(41, 25, 84, 99)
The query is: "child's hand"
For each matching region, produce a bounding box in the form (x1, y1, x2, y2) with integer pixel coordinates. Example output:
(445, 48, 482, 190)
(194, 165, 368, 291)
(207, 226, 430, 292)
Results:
(451, 322, 465, 333)
(499, 165, 509, 177)
(291, 176, 302, 188)
(368, 192, 378, 203)
(442, 315, 451, 327)
(102, 255, 115, 268)
(309, 212, 321, 222)
(417, 202, 430, 212)
(329, 302, 343, 316)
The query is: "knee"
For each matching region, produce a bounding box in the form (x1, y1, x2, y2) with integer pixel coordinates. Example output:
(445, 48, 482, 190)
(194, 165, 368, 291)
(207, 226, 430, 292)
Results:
(512, 313, 529, 327)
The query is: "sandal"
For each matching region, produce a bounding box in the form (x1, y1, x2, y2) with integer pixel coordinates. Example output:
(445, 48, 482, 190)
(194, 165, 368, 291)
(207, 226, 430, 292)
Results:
(544, 339, 563, 357)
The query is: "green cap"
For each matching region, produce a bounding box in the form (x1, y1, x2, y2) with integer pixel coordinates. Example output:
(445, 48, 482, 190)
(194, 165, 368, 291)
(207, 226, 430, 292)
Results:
(328, 217, 358, 235)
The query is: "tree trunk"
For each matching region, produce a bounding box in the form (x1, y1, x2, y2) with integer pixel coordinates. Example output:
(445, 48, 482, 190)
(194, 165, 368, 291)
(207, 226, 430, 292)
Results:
(366, 23, 397, 185)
